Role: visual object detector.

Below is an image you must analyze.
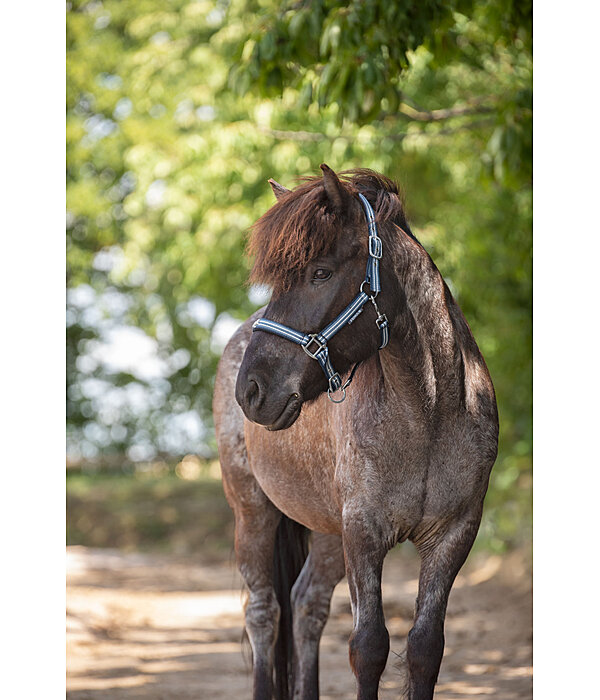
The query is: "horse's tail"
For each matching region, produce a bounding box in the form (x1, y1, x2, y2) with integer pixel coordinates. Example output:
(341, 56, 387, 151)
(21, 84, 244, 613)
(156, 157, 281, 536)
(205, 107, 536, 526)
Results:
(273, 513, 310, 700)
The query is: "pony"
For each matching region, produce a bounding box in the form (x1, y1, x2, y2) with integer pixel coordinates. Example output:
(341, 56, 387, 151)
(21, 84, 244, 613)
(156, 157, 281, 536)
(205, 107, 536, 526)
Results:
(213, 165, 498, 700)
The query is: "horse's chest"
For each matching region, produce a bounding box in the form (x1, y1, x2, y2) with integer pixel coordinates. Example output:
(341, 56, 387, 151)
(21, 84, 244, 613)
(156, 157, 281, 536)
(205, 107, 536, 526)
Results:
(244, 421, 342, 534)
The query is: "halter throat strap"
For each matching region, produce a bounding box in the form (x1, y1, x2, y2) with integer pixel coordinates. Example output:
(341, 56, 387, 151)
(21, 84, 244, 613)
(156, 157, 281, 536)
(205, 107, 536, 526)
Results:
(252, 192, 389, 402)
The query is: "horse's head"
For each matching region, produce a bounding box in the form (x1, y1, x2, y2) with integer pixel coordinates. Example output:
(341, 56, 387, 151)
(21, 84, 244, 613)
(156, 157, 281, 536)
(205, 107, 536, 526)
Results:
(235, 164, 404, 430)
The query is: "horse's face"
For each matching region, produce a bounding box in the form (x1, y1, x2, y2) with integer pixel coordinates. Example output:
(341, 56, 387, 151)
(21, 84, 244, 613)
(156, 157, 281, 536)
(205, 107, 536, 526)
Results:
(235, 165, 391, 430)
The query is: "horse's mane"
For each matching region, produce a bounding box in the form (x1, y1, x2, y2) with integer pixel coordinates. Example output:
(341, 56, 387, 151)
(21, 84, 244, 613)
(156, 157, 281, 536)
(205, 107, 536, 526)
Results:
(248, 169, 414, 291)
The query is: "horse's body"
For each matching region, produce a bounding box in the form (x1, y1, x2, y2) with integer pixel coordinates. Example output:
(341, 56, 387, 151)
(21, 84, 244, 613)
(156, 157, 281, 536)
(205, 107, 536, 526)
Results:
(213, 166, 498, 700)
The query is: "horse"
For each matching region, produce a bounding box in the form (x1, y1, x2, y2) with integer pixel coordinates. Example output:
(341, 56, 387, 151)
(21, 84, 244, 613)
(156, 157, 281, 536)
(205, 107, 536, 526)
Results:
(212, 165, 498, 700)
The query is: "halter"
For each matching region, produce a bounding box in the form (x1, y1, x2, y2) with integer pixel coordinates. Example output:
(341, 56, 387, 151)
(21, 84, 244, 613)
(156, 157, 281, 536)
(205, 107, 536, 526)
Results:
(252, 193, 389, 403)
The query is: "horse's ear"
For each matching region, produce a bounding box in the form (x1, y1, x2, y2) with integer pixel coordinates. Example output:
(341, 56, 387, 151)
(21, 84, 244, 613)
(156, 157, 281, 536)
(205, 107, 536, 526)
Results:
(268, 178, 290, 200)
(320, 163, 348, 210)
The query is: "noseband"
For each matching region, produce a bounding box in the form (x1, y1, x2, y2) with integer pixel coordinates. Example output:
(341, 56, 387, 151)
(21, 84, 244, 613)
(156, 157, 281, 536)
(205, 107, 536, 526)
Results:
(252, 193, 389, 403)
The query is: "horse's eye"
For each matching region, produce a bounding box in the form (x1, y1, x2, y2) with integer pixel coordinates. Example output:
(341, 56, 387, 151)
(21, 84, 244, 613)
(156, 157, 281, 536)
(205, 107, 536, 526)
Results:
(313, 268, 332, 281)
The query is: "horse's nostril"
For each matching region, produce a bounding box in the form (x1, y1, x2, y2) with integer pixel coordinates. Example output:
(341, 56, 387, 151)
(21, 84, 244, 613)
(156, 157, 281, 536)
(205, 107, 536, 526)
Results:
(246, 378, 262, 408)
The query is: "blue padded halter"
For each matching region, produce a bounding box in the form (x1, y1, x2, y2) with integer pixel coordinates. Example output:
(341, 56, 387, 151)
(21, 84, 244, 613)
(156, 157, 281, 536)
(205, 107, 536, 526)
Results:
(252, 192, 389, 403)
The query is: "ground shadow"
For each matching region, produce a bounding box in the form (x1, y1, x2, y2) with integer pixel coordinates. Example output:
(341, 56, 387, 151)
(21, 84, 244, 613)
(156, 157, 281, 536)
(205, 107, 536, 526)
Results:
(67, 546, 532, 699)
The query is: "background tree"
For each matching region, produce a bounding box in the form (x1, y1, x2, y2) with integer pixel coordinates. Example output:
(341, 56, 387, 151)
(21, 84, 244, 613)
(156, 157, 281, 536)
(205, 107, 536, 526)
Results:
(67, 0, 531, 548)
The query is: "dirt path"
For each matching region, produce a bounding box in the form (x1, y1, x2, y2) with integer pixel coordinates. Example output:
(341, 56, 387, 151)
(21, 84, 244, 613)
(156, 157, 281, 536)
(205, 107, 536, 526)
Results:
(67, 546, 531, 699)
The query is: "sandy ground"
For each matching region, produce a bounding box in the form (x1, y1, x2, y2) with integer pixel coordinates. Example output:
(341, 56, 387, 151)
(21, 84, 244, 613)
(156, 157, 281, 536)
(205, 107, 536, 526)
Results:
(66, 546, 532, 699)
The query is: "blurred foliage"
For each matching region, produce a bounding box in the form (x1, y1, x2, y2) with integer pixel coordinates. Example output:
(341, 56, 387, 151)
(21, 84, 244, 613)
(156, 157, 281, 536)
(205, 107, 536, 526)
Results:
(227, 0, 531, 126)
(67, 460, 234, 555)
(67, 0, 531, 550)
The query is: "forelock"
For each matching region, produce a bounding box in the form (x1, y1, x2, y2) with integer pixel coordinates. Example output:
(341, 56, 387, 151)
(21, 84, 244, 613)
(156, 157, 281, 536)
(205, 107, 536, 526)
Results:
(247, 178, 355, 291)
(247, 170, 408, 291)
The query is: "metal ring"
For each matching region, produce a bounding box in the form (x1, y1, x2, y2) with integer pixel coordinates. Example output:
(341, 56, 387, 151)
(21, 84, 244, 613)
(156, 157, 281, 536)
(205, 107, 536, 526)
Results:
(327, 386, 347, 403)
(360, 280, 378, 299)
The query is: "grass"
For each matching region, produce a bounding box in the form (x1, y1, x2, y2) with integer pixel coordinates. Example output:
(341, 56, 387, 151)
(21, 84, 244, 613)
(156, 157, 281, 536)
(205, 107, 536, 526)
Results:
(67, 462, 234, 558)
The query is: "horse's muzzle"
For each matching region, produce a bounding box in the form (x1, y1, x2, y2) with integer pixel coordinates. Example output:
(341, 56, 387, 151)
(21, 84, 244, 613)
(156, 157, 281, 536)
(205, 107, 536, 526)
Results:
(235, 370, 302, 430)
(264, 393, 302, 431)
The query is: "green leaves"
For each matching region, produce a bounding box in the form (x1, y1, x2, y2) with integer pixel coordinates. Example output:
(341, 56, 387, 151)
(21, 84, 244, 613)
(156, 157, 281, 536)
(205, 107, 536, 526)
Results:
(225, 0, 456, 125)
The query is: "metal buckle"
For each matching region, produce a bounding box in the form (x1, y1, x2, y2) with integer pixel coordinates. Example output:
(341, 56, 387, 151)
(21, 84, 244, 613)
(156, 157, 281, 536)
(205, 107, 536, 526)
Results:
(327, 373, 345, 403)
(368, 236, 382, 259)
(376, 313, 388, 329)
(328, 373, 341, 392)
(302, 334, 326, 359)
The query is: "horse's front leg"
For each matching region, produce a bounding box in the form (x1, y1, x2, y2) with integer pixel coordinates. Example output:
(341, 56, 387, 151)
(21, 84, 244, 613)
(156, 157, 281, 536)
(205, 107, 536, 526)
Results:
(291, 532, 346, 700)
(227, 483, 282, 700)
(407, 512, 482, 700)
(343, 509, 392, 700)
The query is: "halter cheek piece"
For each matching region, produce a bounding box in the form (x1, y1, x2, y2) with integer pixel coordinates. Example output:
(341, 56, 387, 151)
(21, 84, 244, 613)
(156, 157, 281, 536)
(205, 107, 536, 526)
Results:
(252, 193, 389, 403)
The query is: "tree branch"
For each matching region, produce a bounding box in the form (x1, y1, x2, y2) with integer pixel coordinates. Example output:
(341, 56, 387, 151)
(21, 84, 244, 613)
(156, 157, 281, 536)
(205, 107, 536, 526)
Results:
(398, 102, 496, 122)
(256, 115, 497, 144)
(257, 125, 326, 141)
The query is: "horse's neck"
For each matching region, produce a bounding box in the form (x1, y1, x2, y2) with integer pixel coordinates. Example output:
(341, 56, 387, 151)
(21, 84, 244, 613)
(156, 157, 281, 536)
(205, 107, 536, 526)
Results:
(382, 237, 467, 413)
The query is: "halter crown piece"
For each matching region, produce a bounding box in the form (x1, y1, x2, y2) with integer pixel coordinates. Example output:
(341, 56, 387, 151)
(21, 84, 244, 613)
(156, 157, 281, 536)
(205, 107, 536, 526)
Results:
(252, 193, 389, 403)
